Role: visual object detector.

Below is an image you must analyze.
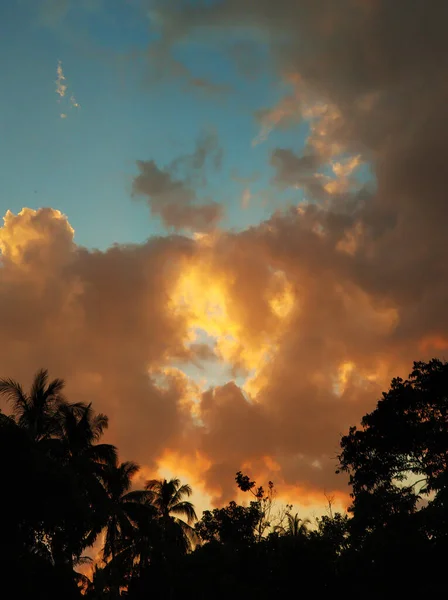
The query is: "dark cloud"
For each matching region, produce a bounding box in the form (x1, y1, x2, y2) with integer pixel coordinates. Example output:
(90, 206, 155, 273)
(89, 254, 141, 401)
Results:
(133, 132, 224, 232)
(270, 148, 325, 199)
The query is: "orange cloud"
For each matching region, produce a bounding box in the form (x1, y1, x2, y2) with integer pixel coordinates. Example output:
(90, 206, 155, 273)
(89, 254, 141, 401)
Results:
(0, 200, 431, 510)
(169, 251, 296, 379)
(419, 336, 448, 353)
(6, 0, 448, 515)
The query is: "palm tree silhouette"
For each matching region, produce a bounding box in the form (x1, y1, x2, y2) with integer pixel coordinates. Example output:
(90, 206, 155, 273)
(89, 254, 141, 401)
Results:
(275, 512, 311, 538)
(98, 462, 164, 591)
(55, 402, 118, 561)
(0, 368, 65, 442)
(58, 402, 116, 468)
(102, 460, 152, 562)
(145, 478, 197, 554)
(0, 371, 120, 580)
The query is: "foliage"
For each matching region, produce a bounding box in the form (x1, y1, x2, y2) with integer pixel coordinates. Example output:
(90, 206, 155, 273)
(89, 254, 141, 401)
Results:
(2, 360, 448, 597)
(195, 500, 261, 547)
(235, 470, 275, 540)
(338, 359, 448, 536)
(145, 477, 197, 555)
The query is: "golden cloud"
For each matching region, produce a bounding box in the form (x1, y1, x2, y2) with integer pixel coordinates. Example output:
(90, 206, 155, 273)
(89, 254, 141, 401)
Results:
(5, 0, 448, 512)
(0, 195, 441, 509)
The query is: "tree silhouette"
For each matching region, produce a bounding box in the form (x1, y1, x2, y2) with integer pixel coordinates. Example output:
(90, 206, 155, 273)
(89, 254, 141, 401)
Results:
(336, 359, 448, 595)
(235, 471, 275, 540)
(274, 512, 311, 537)
(145, 477, 197, 555)
(4, 362, 448, 599)
(52, 402, 118, 564)
(0, 368, 65, 442)
(0, 371, 86, 598)
(338, 359, 448, 533)
(195, 501, 261, 547)
(102, 460, 158, 564)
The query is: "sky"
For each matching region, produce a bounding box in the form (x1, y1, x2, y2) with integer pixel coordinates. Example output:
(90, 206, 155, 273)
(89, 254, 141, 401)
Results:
(1, 0, 448, 518)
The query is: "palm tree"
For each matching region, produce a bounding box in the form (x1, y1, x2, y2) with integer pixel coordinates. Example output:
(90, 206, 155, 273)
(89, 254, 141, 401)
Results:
(0, 370, 72, 564)
(85, 565, 120, 600)
(275, 512, 311, 537)
(55, 402, 118, 561)
(0, 368, 66, 442)
(0, 371, 109, 595)
(103, 506, 162, 587)
(98, 462, 164, 592)
(58, 401, 117, 498)
(145, 478, 197, 554)
(145, 478, 197, 523)
(102, 460, 149, 561)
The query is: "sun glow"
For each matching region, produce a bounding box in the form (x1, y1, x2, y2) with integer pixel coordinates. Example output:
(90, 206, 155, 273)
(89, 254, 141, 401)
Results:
(334, 361, 356, 396)
(169, 261, 296, 384)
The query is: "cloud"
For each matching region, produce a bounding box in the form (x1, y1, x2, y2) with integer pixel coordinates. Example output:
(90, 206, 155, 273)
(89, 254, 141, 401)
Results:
(0, 191, 439, 509)
(0, 207, 197, 464)
(56, 60, 67, 99)
(133, 132, 224, 232)
(271, 147, 364, 202)
(271, 148, 321, 187)
(167, 210, 402, 502)
(130, 0, 448, 498)
(253, 92, 303, 146)
(55, 60, 80, 118)
(5, 0, 448, 511)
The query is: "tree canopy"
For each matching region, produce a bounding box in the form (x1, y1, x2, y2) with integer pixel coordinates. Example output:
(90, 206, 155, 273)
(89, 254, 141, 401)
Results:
(2, 361, 448, 598)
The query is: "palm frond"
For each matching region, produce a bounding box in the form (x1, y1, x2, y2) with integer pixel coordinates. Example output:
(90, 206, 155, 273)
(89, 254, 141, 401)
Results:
(65, 401, 89, 416)
(170, 482, 193, 507)
(285, 512, 311, 536)
(173, 517, 198, 551)
(169, 477, 181, 490)
(30, 369, 49, 405)
(121, 460, 140, 480)
(122, 489, 153, 505)
(144, 478, 164, 493)
(0, 377, 28, 417)
(102, 460, 140, 500)
(169, 500, 197, 523)
(58, 402, 77, 435)
(0, 412, 18, 429)
(90, 412, 109, 441)
(89, 443, 118, 466)
(46, 376, 66, 400)
(145, 477, 197, 523)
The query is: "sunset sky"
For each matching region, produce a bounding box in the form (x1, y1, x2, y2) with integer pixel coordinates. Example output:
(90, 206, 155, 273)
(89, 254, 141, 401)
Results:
(1, 0, 447, 517)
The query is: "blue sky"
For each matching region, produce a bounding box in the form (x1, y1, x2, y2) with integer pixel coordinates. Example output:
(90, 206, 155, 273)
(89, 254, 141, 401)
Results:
(0, 0, 311, 250)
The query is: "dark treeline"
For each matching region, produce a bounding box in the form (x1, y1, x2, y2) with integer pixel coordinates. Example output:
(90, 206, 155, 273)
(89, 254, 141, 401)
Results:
(1, 359, 448, 598)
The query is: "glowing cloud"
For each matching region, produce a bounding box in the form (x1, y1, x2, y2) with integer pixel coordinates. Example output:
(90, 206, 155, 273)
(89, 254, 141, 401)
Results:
(169, 258, 296, 379)
(6, 0, 448, 512)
